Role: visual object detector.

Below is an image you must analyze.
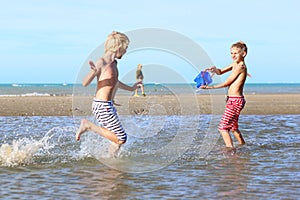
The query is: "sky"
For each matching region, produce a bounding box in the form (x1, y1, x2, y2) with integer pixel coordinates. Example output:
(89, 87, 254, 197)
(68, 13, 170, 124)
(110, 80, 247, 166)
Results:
(1, 0, 299, 84)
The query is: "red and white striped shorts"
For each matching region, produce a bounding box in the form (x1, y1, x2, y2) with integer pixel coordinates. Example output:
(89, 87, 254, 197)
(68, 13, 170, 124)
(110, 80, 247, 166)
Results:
(218, 96, 246, 131)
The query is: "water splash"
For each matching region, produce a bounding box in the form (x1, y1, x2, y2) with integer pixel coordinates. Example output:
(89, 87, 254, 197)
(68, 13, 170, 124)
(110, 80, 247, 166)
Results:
(77, 132, 119, 160)
(0, 126, 77, 167)
(0, 138, 43, 166)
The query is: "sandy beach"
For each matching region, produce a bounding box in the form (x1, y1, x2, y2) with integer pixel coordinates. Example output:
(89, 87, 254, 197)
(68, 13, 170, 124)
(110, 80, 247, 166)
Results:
(0, 94, 299, 116)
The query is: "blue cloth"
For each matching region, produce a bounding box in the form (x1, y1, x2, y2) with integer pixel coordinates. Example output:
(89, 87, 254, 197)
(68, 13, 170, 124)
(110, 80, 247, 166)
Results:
(194, 71, 213, 88)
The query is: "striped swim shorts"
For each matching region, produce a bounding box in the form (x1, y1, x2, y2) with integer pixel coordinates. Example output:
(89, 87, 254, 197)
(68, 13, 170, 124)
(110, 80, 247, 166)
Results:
(218, 96, 246, 131)
(92, 99, 127, 142)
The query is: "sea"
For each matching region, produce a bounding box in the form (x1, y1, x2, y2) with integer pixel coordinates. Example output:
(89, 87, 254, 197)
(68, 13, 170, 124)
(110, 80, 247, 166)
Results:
(0, 83, 300, 96)
(1, 83, 300, 199)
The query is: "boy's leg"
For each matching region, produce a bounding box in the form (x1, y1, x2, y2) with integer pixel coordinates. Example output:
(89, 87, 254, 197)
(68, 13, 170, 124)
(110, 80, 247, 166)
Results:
(141, 84, 145, 96)
(76, 119, 125, 145)
(134, 88, 139, 96)
(219, 130, 234, 148)
(232, 129, 245, 145)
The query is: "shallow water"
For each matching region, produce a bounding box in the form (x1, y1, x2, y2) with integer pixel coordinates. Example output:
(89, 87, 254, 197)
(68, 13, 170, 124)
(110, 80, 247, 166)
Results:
(1, 115, 299, 199)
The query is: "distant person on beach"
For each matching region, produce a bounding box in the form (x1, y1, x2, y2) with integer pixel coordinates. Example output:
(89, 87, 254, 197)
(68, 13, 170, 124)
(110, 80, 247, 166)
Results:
(201, 41, 248, 149)
(134, 64, 146, 97)
(76, 31, 140, 154)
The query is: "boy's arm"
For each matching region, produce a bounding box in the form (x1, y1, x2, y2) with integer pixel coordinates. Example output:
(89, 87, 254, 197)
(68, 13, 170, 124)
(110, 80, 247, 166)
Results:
(82, 60, 103, 87)
(202, 65, 244, 89)
(118, 81, 140, 91)
(207, 64, 233, 75)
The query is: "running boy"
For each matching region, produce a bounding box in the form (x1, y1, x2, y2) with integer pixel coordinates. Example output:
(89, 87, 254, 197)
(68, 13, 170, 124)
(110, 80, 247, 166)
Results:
(76, 31, 139, 149)
(201, 41, 248, 149)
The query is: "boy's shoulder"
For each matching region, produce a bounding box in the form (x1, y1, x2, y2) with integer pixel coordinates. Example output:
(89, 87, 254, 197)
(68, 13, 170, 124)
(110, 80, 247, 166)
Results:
(232, 61, 246, 74)
(95, 57, 105, 68)
(237, 61, 246, 70)
(96, 57, 117, 68)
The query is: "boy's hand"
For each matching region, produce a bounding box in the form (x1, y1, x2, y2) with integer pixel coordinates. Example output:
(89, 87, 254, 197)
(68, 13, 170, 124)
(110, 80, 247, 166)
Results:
(205, 66, 217, 73)
(89, 61, 100, 73)
(200, 85, 208, 89)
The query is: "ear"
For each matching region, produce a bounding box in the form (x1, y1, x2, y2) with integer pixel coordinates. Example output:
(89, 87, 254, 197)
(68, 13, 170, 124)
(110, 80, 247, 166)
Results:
(111, 52, 116, 60)
(242, 51, 247, 57)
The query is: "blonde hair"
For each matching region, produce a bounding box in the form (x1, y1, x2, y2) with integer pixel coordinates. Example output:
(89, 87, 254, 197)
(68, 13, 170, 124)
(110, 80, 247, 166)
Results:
(104, 31, 129, 53)
(231, 41, 247, 54)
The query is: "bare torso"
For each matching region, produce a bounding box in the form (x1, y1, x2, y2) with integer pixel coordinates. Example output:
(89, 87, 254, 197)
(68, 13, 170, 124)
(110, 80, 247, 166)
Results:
(227, 63, 247, 96)
(95, 60, 118, 101)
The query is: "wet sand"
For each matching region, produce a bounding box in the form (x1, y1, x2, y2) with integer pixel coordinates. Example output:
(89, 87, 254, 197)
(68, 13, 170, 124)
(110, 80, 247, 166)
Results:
(0, 94, 299, 116)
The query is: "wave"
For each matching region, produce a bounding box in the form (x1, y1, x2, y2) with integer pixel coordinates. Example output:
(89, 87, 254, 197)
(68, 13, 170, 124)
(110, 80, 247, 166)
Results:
(22, 92, 52, 96)
(12, 84, 22, 87)
(0, 93, 52, 97)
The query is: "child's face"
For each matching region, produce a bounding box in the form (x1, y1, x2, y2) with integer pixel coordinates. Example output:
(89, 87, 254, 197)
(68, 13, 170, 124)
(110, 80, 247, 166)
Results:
(115, 46, 128, 59)
(230, 47, 245, 63)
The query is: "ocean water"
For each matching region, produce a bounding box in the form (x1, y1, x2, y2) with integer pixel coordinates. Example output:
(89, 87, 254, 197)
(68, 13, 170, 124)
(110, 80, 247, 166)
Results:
(1, 83, 299, 199)
(0, 83, 300, 96)
(1, 115, 299, 199)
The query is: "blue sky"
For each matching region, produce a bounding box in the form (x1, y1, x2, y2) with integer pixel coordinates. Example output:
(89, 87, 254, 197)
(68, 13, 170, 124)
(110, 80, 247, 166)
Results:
(1, 0, 299, 83)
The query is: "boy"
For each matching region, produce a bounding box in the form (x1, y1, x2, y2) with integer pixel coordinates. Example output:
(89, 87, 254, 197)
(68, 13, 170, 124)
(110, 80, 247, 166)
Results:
(76, 31, 140, 150)
(201, 41, 248, 149)
(134, 64, 146, 97)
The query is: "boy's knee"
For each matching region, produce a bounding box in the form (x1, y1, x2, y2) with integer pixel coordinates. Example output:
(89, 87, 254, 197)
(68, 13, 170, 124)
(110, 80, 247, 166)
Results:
(117, 140, 126, 145)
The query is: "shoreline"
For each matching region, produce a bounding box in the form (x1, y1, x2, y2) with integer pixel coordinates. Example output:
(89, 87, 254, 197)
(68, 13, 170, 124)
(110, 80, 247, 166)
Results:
(0, 94, 299, 116)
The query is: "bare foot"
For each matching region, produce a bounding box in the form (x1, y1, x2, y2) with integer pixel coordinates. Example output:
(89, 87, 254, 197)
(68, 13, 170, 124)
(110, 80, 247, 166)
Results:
(76, 119, 90, 141)
(238, 141, 246, 146)
(108, 143, 121, 158)
(222, 147, 236, 154)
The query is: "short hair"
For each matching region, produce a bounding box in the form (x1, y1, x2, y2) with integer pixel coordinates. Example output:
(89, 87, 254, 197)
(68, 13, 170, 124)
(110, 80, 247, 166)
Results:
(104, 31, 129, 53)
(231, 41, 247, 54)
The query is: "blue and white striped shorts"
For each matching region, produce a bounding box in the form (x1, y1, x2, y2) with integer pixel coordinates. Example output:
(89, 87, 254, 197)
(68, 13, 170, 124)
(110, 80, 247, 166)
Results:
(92, 99, 127, 142)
